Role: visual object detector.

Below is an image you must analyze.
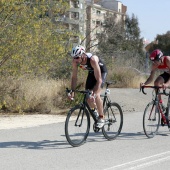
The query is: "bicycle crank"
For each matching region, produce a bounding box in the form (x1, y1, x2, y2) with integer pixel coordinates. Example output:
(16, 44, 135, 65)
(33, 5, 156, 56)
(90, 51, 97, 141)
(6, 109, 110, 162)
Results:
(161, 118, 165, 126)
(93, 123, 100, 132)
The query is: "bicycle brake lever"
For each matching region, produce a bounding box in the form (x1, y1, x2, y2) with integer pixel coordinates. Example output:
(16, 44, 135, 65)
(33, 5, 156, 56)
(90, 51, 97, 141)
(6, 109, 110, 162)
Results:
(66, 88, 70, 93)
(141, 86, 147, 95)
(66, 88, 74, 100)
(68, 92, 74, 100)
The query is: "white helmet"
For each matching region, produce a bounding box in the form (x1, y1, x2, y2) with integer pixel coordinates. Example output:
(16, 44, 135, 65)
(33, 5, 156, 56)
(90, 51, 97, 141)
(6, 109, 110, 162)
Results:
(71, 45, 85, 58)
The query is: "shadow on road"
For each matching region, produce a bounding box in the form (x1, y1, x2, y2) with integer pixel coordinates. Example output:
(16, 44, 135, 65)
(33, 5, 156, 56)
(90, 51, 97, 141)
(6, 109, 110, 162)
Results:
(0, 140, 72, 150)
(118, 130, 170, 140)
(1, 130, 169, 149)
(0, 131, 108, 149)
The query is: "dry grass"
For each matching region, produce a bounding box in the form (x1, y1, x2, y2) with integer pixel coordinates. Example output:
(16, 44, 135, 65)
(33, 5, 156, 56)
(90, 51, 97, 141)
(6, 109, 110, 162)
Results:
(0, 77, 70, 114)
(107, 67, 146, 88)
(106, 56, 147, 88)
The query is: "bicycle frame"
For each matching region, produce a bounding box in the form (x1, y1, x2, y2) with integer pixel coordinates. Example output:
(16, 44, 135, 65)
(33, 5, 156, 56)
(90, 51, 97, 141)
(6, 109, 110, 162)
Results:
(69, 85, 112, 126)
(76, 92, 99, 124)
(102, 82, 112, 107)
(151, 88, 167, 124)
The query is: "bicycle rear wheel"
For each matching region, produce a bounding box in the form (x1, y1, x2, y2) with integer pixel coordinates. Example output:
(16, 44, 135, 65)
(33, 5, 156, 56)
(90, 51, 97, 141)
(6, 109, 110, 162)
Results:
(65, 105, 90, 147)
(143, 101, 160, 138)
(102, 102, 123, 140)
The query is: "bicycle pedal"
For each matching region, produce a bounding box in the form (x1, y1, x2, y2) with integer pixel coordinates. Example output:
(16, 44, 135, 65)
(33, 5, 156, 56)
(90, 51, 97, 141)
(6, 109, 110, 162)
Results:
(94, 128, 100, 133)
(93, 123, 100, 132)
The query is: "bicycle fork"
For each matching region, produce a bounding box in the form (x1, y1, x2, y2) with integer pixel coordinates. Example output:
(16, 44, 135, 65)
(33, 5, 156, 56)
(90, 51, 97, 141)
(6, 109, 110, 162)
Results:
(75, 104, 85, 127)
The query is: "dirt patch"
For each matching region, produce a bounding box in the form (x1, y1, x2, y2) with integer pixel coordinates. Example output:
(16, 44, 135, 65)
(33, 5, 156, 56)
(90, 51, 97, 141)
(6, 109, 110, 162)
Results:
(110, 88, 168, 113)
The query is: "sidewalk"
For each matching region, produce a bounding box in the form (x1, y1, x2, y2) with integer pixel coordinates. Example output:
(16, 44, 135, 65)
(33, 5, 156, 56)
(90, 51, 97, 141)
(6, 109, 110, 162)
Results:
(0, 114, 66, 130)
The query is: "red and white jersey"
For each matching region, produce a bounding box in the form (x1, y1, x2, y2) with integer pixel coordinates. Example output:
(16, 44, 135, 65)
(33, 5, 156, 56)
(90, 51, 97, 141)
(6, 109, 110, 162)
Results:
(158, 56, 170, 73)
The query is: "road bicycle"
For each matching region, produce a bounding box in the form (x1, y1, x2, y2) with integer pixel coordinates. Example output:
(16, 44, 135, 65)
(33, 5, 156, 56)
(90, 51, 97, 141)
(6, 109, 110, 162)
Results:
(141, 85, 170, 138)
(65, 81, 123, 147)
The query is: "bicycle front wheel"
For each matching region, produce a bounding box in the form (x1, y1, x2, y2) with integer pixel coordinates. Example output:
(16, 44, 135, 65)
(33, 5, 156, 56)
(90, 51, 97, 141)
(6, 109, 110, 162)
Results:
(143, 101, 160, 138)
(102, 102, 123, 140)
(65, 105, 90, 147)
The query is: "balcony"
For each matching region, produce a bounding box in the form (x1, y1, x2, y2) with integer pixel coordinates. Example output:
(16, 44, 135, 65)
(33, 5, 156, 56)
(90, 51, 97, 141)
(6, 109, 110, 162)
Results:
(70, 0, 80, 8)
(63, 17, 79, 25)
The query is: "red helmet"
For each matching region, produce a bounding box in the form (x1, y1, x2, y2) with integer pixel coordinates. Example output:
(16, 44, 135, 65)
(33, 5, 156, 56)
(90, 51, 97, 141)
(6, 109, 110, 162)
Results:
(150, 49, 163, 61)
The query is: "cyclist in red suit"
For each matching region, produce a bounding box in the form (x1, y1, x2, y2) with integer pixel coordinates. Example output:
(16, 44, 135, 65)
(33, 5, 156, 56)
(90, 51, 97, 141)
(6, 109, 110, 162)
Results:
(140, 49, 170, 103)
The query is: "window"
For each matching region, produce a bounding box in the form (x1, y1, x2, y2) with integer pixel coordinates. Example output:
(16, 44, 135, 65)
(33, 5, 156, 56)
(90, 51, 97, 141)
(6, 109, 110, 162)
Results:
(71, 0, 79, 8)
(71, 12, 79, 20)
(96, 10, 101, 15)
(96, 20, 101, 26)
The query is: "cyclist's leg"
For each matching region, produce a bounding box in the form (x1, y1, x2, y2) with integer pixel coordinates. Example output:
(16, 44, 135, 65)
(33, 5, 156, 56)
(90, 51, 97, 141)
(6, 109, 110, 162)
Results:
(96, 72, 107, 118)
(159, 72, 170, 123)
(85, 72, 107, 118)
(93, 72, 107, 128)
(95, 89, 103, 117)
(85, 72, 107, 128)
(156, 72, 170, 124)
(85, 72, 97, 110)
(154, 73, 166, 102)
(158, 72, 170, 84)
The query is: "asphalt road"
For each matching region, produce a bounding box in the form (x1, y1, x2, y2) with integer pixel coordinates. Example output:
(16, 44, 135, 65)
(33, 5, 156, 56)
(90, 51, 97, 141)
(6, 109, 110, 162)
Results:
(1, 112, 170, 170)
(1, 88, 170, 170)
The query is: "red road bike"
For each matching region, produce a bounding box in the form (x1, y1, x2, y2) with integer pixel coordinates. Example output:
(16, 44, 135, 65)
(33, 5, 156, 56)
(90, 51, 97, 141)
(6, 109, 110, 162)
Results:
(141, 86, 170, 138)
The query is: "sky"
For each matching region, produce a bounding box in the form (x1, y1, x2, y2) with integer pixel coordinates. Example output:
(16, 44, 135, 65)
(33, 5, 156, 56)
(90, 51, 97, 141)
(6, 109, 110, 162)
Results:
(120, 0, 170, 42)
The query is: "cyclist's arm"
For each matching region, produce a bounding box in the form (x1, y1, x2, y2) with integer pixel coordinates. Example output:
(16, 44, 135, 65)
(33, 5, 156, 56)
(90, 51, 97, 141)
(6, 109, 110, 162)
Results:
(142, 65, 157, 86)
(70, 60, 78, 97)
(90, 55, 102, 95)
(163, 56, 170, 87)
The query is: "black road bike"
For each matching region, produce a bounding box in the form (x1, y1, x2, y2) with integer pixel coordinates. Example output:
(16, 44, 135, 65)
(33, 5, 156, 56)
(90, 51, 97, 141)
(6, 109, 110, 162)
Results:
(65, 82, 123, 147)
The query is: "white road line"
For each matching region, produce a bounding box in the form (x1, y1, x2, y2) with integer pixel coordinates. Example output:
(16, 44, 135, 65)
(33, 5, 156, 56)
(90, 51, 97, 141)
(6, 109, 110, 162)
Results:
(126, 156, 170, 170)
(104, 151, 170, 170)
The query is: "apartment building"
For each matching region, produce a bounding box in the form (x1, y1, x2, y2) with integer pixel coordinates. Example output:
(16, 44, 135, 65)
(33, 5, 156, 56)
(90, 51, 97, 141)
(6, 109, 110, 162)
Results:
(62, 0, 127, 50)
(68, 0, 86, 46)
(86, 0, 127, 52)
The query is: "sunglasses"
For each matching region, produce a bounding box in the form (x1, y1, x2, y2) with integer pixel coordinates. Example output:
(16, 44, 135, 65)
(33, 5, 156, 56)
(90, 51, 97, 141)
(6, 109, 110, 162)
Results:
(74, 56, 80, 59)
(152, 59, 161, 64)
